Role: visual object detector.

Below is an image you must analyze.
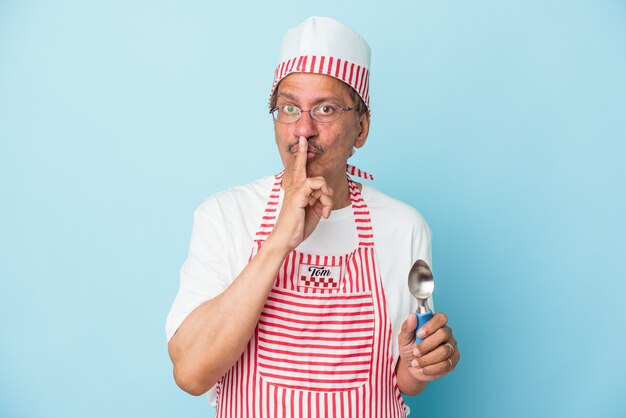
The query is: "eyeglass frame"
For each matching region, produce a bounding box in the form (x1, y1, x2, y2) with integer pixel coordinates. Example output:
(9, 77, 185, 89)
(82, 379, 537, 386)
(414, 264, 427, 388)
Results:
(270, 103, 355, 124)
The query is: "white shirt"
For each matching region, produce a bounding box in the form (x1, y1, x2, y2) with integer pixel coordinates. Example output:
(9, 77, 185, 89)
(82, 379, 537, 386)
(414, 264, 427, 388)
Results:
(166, 175, 433, 405)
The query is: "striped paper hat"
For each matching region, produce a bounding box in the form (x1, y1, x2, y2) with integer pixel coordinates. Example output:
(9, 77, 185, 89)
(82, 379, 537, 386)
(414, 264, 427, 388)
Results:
(269, 16, 371, 112)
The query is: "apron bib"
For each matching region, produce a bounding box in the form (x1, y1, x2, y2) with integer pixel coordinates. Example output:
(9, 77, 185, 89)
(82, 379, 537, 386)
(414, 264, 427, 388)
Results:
(216, 166, 407, 418)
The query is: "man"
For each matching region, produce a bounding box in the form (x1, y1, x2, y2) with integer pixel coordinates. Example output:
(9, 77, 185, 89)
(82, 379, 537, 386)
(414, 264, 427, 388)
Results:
(166, 16, 459, 417)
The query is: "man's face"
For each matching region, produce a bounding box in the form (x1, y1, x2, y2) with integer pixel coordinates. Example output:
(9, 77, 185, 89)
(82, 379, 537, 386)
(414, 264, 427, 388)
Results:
(273, 73, 369, 180)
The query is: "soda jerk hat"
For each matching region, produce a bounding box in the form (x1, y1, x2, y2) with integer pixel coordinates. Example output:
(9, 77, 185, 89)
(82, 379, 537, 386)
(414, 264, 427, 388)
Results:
(269, 16, 371, 113)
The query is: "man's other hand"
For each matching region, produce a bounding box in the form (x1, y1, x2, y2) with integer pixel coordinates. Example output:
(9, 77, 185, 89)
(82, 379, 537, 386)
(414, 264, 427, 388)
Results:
(397, 312, 460, 383)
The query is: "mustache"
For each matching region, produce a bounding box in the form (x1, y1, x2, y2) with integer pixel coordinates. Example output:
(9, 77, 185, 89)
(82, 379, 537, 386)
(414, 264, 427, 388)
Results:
(287, 139, 326, 154)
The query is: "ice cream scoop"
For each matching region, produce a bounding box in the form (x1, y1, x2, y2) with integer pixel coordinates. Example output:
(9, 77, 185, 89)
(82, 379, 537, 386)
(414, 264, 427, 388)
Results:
(407, 259, 435, 343)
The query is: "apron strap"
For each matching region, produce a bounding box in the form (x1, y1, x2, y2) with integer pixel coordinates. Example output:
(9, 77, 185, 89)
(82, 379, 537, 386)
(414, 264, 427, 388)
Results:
(346, 164, 374, 180)
(348, 178, 375, 247)
(253, 174, 283, 243)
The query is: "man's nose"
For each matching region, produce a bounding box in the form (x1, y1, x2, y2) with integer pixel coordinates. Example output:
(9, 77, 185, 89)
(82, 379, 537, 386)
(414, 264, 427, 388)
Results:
(293, 111, 318, 140)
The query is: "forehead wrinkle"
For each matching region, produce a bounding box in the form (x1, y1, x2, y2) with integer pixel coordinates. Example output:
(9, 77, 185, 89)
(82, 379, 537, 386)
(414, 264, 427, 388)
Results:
(277, 92, 297, 101)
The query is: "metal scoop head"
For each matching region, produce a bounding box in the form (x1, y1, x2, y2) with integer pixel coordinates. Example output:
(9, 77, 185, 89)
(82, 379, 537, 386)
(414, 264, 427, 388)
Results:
(408, 259, 435, 301)
(408, 259, 435, 342)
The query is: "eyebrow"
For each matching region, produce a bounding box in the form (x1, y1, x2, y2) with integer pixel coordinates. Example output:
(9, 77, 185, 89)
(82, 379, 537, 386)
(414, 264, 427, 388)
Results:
(277, 92, 344, 106)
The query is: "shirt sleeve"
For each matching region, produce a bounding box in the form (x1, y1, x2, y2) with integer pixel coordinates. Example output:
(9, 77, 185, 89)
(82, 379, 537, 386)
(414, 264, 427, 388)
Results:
(165, 198, 232, 342)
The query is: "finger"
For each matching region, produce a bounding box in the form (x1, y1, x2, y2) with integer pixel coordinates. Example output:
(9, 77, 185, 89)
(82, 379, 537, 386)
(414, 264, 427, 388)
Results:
(416, 312, 448, 340)
(299, 177, 327, 195)
(318, 188, 333, 219)
(415, 357, 454, 376)
(293, 136, 308, 182)
(322, 183, 333, 197)
(308, 190, 321, 207)
(294, 178, 328, 210)
(310, 193, 333, 219)
(419, 348, 459, 376)
(444, 339, 458, 358)
(409, 349, 459, 381)
(302, 178, 333, 215)
(411, 344, 451, 368)
(407, 367, 442, 382)
(305, 176, 329, 190)
(398, 314, 418, 347)
(415, 326, 451, 357)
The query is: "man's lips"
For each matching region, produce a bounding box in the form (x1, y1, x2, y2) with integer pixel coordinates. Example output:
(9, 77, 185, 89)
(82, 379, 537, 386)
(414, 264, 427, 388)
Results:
(287, 141, 326, 161)
(289, 143, 322, 161)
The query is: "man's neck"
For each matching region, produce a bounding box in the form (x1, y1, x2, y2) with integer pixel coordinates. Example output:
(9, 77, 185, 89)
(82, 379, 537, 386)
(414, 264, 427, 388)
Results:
(327, 173, 351, 210)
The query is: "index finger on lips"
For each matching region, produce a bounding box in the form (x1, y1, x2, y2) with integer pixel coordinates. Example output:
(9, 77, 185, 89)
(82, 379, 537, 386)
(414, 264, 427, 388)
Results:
(293, 136, 308, 182)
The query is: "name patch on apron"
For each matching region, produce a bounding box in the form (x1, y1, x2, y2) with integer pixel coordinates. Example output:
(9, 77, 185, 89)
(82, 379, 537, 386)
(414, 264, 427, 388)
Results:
(298, 262, 342, 289)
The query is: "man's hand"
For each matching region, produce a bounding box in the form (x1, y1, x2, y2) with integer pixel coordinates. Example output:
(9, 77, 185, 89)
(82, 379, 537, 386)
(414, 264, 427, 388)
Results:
(396, 312, 460, 393)
(169, 137, 335, 395)
(269, 136, 334, 253)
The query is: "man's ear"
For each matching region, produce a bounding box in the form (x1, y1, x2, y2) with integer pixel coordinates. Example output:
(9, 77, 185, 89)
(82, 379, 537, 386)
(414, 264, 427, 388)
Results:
(354, 112, 370, 149)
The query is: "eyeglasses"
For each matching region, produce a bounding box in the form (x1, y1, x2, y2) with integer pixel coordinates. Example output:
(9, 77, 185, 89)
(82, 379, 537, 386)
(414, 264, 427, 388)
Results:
(270, 104, 355, 124)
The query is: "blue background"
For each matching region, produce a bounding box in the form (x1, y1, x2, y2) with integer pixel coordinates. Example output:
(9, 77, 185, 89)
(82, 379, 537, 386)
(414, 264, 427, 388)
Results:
(1, 1, 625, 417)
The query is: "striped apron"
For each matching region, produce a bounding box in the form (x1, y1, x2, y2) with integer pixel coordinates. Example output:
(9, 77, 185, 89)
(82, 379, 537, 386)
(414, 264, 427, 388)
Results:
(215, 167, 407, 417)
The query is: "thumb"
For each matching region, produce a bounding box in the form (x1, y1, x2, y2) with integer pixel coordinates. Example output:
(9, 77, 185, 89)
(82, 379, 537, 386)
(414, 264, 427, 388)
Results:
(398, 313, 417, 346)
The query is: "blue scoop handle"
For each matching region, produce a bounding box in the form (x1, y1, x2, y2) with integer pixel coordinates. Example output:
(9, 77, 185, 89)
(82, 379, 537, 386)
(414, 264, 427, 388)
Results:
(415, 310, 433, 343)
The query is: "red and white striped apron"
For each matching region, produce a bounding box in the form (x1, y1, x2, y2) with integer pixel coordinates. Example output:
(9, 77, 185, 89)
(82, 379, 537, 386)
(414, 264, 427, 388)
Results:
(215, 166, 407, 418)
